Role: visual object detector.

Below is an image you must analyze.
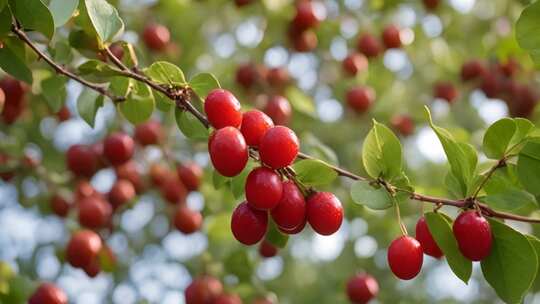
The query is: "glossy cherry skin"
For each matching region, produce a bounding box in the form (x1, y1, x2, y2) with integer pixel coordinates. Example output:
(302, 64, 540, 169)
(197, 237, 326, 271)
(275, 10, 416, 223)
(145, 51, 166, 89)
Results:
(382, 25, 401, 49)
(342, 53, 368, 76)
(204, 89, 242, 129)
(108, 179, 136, 209)
(292, 1, 325, 30)
(231, 201, 268, 245)
(174, 206, 203, 234)
(306, 192, 343, 235)
(264, 95, 292, 126)
(271, 181, 306, 230)
(103, 132, 135, 166)
(209, 127, 249, 177)
(245, 167, 283, 210)
(434, 82, 458, 103)
(346, 273, 379, 304)
(461, 60, 486, 82)
(357, 34, 382, 58)
(161, 177, 187, 204)
(346, 87, 375, 114)
(142, 24, 170, 51)
(387, 236, 423, 280)
(259, 126, 299, 169)
(259, 240, 278, 258)
(29, 282, 68, 304)
(453, 211, 492, 261)
(50, 194, 70, 217)
(278, 216, 307, 235)
(78, 196, 112, 229)
(134, 120, 162, 146)
(390, 115, 415, 137)
(66, 230, 102, 268)
(185, 275, 223, 304)
(240, 110, 274, 147)
(66, 144, 98, 177)
(177, 162, 203, 191)
(415, 216, 443, 259)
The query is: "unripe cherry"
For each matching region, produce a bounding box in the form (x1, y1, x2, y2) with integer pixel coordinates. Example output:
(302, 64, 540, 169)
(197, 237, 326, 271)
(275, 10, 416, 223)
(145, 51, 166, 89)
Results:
(240, 110, 274, 147)
(382, 25, 401, 49)
(185, 275, 223, 304)
(115, 161, 145, 194)
(177, 162, 203, 191)
(306, 192, 343, 235)
(142, 24, 170, 51)
(103, 132, 134, 166)
(453, 210, 492, 261)
(266, 67, 290, 88)
(387, 236, 423, 280)
(66, 144, 98, 177)
(433, 82, 458, 103)
(415, 216, 443, 258)
(292, 1, 325, 30)
(134, 120, 162, 146)
(259, 240, 278, 258)
(271, 181, 306, 230)
(342, 53, 368, 76)
(460, 60, 486, 82)
(108, 179, 136, 209)
(78, 196, 112, 229)
(174, 206, 203, 234)
(264, 95, 292, 126)
(259, 126, 299, 169)
(245, 167, 283, 210)
(390, 114, 415, 137)
(204, 89, 242, 129)
(209, 127, 249, 177)
(346, 86, 375, 114)
(161, 177, 188, 204)
(50, 194, 70, 217)
(29, 282, 68, 304)
(346, 273, 379, 304)
(357, 34, 382, 58)
(66, 230, 102, 268)
(231, 201, 268, 245)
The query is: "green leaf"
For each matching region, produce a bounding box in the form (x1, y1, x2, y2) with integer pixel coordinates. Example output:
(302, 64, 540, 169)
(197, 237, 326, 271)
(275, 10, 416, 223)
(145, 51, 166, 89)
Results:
(424, 212, 472, 284)
(0, 41, 32, 84)
(189, 73, 220, 99)
(9, 0, 55, 40)
(175, 107, 209, 140)
(0, 0, 6, 12)
(516, 1, 540, 51)
(49, 0, 78, 27)
(509, 118, 534, 149)
(118, 82, 154, 124)
(265, 220, 289, 249)
(146, 61, 186, 85)
(77, 87, 104, 127)
(41, 75, 67, 112)
(50, 40, 74, 65)
(78, 60, 123, 77)
(481, 219, 538, 304)
(350, 181, 393, 210)
(154, 91, 173, 112)
(79, 0, 124, 43)
(483, 118, 516, 159)
(517, 140, 540, 197)
(109, 76, 131, 96)
(285, 86, 316, 117)
(292, 159, 338, 187)
(362, 120, 402, 180)
(0, 6, 11, 38)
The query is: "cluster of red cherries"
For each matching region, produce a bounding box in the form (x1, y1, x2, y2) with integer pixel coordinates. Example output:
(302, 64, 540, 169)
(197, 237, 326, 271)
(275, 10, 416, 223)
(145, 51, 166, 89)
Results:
(204, 88, 344, 252)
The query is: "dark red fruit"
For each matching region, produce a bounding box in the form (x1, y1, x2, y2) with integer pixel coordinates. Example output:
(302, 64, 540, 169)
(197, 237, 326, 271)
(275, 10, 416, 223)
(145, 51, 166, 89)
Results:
(306, 192, 343, 235)
(236, 63, 260, 89)
(453, 210, 492, 261)
(240, 110, 274, 147)
(177, 162, 203, 191)
(245, 167, 283, 210)
(259, 126, 299, 169)
(78, 196, 112, 229)
(259, 240, 278, 258)
(423, 0, 439, 10)
(278, 216, 307, 235)
(115, 161, 145, 194)
(387, 236, 423, 280)
(185, 275, 223, 304)
(56, 106, 71, 122)
(66, 144, 98, 177)
(142, 24, 170, 51)
(497, 57, 520, 77)
(346, 86, 375, 114)
(460, 60, 485, 82)
(108, 179, 136, 209)
(149, 163, 175, 187)
(415, 216, 443, 258)
(346, 273, 379, 304)
(342, 53, 368, 76)
(382, 25, 401, 49)
(83, 258, 101, 278)
(480, 73, 501, 99)
(0, 154, 14, 181)
(231, 201, 268, 245)
(209, 127, 249, 177)
(264, 95, 292, 126)
(271, 181, 306, 230)
(103, 132, 134, 166)
(134, 120, 162, 146)
(292, 1, 325, 30)
(66, 230, 102, 268)
(204, 89, 242, 129)
(215, 293, 243, 304)
(390, 115, 415, 137)
(29, 282, 68, 304)
(174, 206, 203, 234)
(357, 34, 382, 58)
(75, 180, 100, 200)
(161, 177, 187, 204)
(0, 77, 26, 124)
(290, 28, 318, 53)
(508, 85, 537, 118)
(434, 82, 458, 103)
(235, 0, 253, 7)
(266, 67, 290, 88)
(50, 194, 70, 217)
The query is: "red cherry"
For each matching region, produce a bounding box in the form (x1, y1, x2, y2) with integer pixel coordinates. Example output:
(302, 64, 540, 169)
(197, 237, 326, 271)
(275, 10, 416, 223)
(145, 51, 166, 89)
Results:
(453, 210, 492, 261)
(357, 34, 382, 58)
(292, 1, 325, 30)
(259, 240, 278, 258)
(236, 63, 261, 89)
(142, 24, 170, 51)
(185, 275, 223, 304)
(75, 180, 100, 200)
(342, 53, 368, 76)
(382, 25, 401, 49)
(480, 73, 501, 99)
(66, 144, 98, 177)
(134, 120, 162, 146)
(240, 110, 274, 147)
(115, 161, 145, 194)
(204, 89, 242, 129)
(271, 181, 306, 230)
(266, 67, 290, 88)
(259, 126, 299, 169)
(66, 230, 102, 268)
(346, 273, 379, 304)
(497, 57, 520, 77)
(387, 236, 423, 280)
(149, 163, 175, 187)
(390, 115, 415, 137)
(78, 196, 112, 229)
(231, 201, 268, 245)
(83, 257, 101, 278)
(103, 132, 134, 166)
(108, 179, 136, 209)
(264, 95, 292, 126)
(433, 82, 458, 103)
(177, 162, 203, 191)
(415, 216, 443, 259)
(346, 86, 375, 114)
(50, 194, 70, 217)
(209, 127, 249, 177)
(245, 167, 283, 210)
(174, 206, 203, 234)
(56, 106, 71, 122)
(278, 216, 307, 235)
(161, 177, 188, 204)
(29, 282, 68, 304)
(215, 293, 243, 304)
(235, 0, 253, 7)
(508, 85, 537, 118)
(289, 28, 318, 53)
(422, 0, 439, 10)
(0, 77, 26, 125)
(460, 60, 486, 82)
(306, 192, 343, 235)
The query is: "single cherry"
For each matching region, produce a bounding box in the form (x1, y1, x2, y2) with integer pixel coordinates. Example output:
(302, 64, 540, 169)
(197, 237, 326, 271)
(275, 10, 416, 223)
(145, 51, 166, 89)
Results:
(29, 282, 68, 304)
(346, 86, 375, 114)
(185, 275, 223, 304)
(264, 95, 292, 126)
(231, 201, 268, 245)
(290, 28, 318, 53)
(240, 110, 274, 147)
(266, 67, 290, 88)
(177, 162, 203, 191)
(453, 210, 492, 261)
(78, 196, 112, 229)
(480, 73, 501, 99)
(161, 177, 188, 204)
(209, 127, 249, 177)
(66, 144, 98, 178)
(66, 230, 102, 268)
(174, 206, 203, 234)
(149, 163, 175, 187)
(103, 132, 134, 166)
(204, 89, 242, 129)
(390, 115, 415, 137)
(271, 181, 306, 230)
(236, 63, 260, 89)
(259, 126, 299, 169)
(423, 0, 439, 10)
(415, 216, 443, 258)
(387, 236, 423, 280)
(245, 167, 283, 210)
(306, 192, 343, 235)
(142, 23, 170, 51)
(382, 25, 401, 49)
(259, 240, 278, 258)
(357, 34, 382, 58)
(108, 179, 136, 209)
(134, 120, 162, 146)
(433, 82, 458, 103)
(346, 273, 379, 304)
(56, 106, 71, 122)
(460, 60, 486, 82)
(342, 53, 368, 76)
(115, 161, 145, 194)
(50, 194, 70, 217)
